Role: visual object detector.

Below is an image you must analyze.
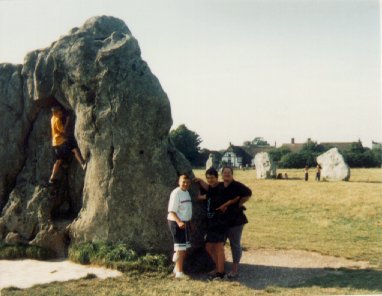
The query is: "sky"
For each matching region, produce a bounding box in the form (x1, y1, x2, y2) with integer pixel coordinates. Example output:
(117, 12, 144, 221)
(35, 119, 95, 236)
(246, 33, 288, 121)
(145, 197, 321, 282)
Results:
(0, 0, 380, 150)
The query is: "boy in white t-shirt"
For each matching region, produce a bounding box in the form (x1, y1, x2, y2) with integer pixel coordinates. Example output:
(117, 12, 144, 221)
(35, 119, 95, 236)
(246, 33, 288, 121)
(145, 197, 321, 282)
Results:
(167, 175, 192, 279)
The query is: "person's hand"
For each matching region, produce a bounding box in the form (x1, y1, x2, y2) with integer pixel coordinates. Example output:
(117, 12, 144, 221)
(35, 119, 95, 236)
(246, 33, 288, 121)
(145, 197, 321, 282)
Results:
(177, 221, 185, 229)
(193, 177, 202, 183)
(216, 205, 228, 213)
(198, 194, 207, 201)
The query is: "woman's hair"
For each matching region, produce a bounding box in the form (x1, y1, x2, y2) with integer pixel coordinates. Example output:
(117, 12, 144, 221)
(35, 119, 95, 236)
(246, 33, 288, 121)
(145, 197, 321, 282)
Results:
(205, 167, 218, 178)
(222, 166, 234, 175)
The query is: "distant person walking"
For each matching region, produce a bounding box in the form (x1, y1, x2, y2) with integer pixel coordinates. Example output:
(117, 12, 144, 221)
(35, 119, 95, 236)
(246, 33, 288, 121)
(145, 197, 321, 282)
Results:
(315, 164, 321, 181)
(304, 165, 309, 181)
(49, 105, 86, 184)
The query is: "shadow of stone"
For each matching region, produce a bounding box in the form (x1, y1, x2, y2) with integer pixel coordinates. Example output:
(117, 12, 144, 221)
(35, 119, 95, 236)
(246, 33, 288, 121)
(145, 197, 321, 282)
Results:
(349, 181, 382, 184)
(294, 268, 382, 291)
(190, 262, 382, 292)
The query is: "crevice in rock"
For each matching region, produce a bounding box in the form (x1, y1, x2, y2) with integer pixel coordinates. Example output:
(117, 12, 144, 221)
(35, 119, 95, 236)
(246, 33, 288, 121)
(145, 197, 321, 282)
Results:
(109, 145, 115, 170)
(94, 36, 109, 42)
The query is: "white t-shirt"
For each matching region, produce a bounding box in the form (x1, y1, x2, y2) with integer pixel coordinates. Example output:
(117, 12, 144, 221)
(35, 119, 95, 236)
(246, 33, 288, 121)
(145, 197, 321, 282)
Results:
(167, 187, 192, 222)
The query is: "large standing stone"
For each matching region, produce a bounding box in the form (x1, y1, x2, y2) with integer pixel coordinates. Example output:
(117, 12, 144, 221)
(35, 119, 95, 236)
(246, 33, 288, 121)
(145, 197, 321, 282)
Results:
(253, 152, 276, 179)
(316, 148, 350, 181)
(0, 16, 196, 257)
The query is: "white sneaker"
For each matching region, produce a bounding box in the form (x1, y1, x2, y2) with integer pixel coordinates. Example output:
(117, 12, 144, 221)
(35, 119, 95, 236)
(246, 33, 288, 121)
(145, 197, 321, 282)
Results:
(175, 272, 189, 279)
(172, 252, 179, 262)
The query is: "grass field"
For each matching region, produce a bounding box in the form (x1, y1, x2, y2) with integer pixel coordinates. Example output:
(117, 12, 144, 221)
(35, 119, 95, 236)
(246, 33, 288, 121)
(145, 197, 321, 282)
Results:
(2, 168, 382, 296)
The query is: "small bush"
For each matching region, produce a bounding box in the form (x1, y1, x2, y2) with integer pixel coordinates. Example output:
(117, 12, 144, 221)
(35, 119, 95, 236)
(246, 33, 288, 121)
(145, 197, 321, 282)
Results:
(68, 241, 170, 273)
(0, 243, 54, 260)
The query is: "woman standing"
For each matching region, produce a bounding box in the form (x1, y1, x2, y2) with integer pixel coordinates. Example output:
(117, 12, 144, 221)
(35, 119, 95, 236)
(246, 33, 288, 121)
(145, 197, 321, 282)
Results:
(219, 167, 252, 279)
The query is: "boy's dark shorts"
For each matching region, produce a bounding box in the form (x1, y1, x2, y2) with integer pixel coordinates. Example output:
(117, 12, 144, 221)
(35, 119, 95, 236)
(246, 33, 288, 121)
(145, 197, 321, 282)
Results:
(205, 214, 227, 243)
(53, 137, 78, 160)
(168, 220, 191, 251)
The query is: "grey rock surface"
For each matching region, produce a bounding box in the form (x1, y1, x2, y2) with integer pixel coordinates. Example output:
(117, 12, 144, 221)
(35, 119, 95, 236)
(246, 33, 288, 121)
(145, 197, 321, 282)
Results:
(0, 16, 194, 256)
(316, 148, 350, 181)
(253, 152, 276, 179)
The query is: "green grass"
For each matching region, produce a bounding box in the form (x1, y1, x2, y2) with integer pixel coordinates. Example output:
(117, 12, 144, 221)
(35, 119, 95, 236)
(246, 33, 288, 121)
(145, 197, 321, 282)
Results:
(2, 168, 382, 295)
(229, 169, 382, 267)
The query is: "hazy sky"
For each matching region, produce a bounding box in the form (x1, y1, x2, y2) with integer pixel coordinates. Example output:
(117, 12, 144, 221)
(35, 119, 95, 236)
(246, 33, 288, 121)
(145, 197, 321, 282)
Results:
(0, 0, 380, 150)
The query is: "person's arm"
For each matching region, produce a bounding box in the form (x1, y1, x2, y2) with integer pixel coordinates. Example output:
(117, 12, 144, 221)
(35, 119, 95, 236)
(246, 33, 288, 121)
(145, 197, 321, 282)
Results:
(196, 194, 207, 201)
(64, 113, 71, 136)
(216, 196, 240, 213)
(168, 212, 185, 229)
(239, 196, 250, 208)
(237, 182, 252, 208)
(193, 177, 208, 191)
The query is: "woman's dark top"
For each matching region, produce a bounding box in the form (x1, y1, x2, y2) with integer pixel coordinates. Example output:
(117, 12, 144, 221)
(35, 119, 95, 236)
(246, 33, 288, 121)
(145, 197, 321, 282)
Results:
(219, 180, 252, 227)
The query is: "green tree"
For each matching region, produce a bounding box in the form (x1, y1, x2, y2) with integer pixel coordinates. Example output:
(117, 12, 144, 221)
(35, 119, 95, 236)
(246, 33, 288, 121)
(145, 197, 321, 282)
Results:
(169, 124, 202, 166)
(279, 152, 306, 168)
(252, 137, 270, 147)
(301, 140, 325, 153)
(269, 147, 291, 163)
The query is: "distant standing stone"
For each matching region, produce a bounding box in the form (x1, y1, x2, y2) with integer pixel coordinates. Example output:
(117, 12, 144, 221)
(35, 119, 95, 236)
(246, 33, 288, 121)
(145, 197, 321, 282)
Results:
(253, 152, 276, 179)
(206, 153, 219, 170)
(316, 148, 350, 181)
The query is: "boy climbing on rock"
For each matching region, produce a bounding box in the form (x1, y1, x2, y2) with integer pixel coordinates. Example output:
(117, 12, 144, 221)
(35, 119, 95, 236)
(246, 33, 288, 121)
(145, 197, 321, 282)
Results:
(49, 105, 86, 184)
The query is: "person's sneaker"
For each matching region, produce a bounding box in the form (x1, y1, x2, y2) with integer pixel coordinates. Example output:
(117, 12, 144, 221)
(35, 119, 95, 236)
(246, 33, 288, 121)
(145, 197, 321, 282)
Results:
(227, 272, 239, 280)
(81, 162, 87, 171)
(172, 252, 179, 263)
(175, 272, 189, 279)
(48, 178, 56, 185)
(208, 272, 226, 281)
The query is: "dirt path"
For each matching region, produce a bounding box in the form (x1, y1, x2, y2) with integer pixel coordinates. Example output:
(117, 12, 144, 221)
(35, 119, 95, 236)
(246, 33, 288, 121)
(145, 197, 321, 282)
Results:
(0, 249, 375, 291)
(224, 248, 374, 289)
(0, 259, 122, 290)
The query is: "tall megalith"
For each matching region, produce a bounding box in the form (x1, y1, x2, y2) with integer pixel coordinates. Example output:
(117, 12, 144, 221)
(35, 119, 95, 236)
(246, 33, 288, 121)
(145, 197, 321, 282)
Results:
(0, 16, 193, 256)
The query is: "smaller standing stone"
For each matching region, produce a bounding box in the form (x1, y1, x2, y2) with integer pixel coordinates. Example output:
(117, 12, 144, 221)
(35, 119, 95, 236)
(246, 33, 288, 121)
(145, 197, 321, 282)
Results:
(316, 148, 350, 181)
(205, 153, 219, 170)
(253, 152, 276, 179)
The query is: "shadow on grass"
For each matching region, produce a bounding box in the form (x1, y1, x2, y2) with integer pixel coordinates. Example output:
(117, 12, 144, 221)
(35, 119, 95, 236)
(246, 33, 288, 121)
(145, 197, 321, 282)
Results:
(193, 263, 382, 292)
(349, 181, 382, 184)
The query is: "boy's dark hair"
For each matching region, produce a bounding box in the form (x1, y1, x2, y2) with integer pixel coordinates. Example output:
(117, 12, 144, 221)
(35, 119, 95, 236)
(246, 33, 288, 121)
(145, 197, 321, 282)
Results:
(222, 166, 234, 175)
(205, 167, 218, 178)
(179, 174, 190, 181)
(51, 105, 63, 112)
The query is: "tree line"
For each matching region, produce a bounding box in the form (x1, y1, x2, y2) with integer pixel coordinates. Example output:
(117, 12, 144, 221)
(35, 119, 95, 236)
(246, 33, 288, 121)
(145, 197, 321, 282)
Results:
(170, 124, 382, 168)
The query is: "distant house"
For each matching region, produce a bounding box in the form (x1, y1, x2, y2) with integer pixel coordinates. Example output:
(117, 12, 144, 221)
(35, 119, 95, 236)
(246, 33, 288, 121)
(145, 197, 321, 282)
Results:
(320, 142, 354, 151)
(280, 138, 304, 153)
(280, 138, 356, 153)
(221, 143, 253, 168)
